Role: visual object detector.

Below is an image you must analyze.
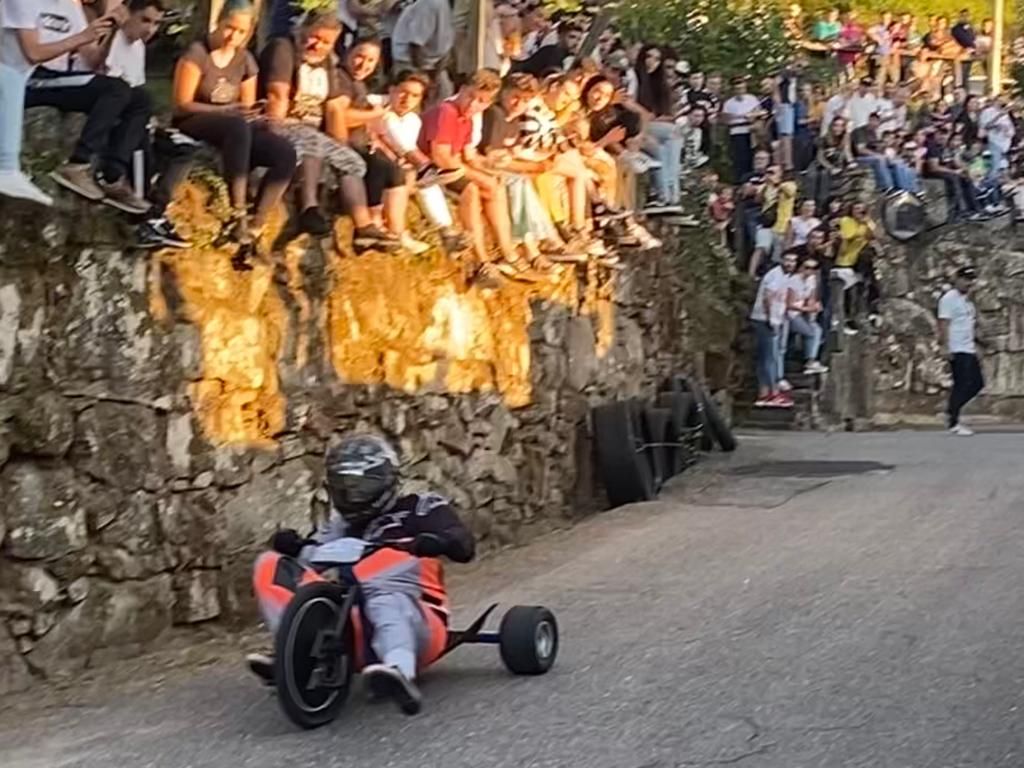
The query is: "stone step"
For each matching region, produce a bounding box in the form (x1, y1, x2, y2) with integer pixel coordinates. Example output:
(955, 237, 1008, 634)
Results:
(734, 405, 798, 430)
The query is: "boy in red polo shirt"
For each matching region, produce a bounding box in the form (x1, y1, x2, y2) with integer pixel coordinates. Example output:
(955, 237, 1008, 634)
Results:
(419, 69, 516, 286)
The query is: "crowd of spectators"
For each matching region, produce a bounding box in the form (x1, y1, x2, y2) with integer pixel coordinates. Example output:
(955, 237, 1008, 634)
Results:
(1, 0, 738, 285)
(3, 1, 1024, 406)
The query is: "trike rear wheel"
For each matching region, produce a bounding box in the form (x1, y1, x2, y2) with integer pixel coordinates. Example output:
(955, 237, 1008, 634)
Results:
(499, 606, 559, 675)
(274, 582, 354, 729)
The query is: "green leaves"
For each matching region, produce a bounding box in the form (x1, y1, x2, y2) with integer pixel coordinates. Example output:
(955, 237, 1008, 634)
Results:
(616, 0, 791, 79)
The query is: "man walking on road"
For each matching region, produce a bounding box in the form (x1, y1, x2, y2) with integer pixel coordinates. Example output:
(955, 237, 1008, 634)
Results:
(938, 266, 984, 436)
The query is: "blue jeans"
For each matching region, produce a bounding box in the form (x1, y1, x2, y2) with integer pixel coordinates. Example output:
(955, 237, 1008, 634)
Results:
(0, 61, 29, 172)
(753, 320, 780, 391)
(787, 314, 823, 361)
(857, 155, 894, 191)
(646, 120, 683, 203)
(891, 161, 920, 193)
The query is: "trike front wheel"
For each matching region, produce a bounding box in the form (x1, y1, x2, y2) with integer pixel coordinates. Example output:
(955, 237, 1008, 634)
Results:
(274, 582, 354, 729)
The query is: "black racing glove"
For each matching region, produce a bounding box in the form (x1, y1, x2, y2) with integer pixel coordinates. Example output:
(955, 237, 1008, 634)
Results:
(412, 533, 445, 558)
(271, 528, 310, 558)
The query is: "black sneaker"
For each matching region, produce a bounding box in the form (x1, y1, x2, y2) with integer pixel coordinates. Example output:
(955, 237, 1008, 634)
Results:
(246, 653, 275, 686)
(352, 224, 402, 253)
(299, 206, 331, 237)
(137, 217, 191, 250)
(362, 664, 422, 715)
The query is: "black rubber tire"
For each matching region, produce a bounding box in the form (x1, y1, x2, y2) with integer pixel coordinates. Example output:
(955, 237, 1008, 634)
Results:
(690, 381, 738, 453)
(656, 392, 695, 476)
(274, 582, 353, 729)
(642, 406, 672, 491)
(499, 606, 559, 675)
(592, 400, 656, 507)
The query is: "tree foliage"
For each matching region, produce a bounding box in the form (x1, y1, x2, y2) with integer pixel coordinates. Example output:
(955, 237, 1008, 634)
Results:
(615, 0, 793, 80)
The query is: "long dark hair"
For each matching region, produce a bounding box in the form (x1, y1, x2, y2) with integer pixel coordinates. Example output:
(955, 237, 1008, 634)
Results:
(635, 43, 670, 116)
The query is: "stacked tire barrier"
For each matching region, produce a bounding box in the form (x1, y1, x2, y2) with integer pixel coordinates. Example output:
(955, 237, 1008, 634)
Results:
(592, 377, 736, 508)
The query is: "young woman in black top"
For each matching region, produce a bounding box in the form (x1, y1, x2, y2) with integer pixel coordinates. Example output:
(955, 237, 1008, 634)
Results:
(172, 0, 297, 246)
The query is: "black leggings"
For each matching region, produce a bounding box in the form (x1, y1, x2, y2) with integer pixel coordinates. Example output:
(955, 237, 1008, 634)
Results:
(26, 74, 151, 183)
(357, 148, 405, 207)
(948, 353, 984, 427)
(175, 112, 296, 219)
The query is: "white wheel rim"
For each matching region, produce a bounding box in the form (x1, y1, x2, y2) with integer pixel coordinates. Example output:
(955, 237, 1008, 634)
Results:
(534, 620, 554, 660)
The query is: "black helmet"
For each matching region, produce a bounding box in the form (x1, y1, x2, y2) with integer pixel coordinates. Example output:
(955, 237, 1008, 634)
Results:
(324, 434, 400, 527)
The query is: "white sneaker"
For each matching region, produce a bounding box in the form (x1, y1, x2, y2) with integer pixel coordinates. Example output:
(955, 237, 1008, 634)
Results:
(399, 232, 431, 255)
(804, 361, 829, 374)
(777, 378, 793, 392)
(949, 424, 975, 436)
(0, 170, 53, 206)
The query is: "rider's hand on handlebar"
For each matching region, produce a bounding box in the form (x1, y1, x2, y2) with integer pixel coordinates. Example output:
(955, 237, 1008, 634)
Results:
(271, 528, 310, 558)
(412, 533, 445, 558)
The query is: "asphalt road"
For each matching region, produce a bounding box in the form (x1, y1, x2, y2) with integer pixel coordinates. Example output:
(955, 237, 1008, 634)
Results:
(4, 430, 1024, 768)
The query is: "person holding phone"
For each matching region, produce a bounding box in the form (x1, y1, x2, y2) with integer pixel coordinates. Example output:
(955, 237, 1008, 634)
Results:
(172, 0, 297, 248)
(11, 0, 150, 212)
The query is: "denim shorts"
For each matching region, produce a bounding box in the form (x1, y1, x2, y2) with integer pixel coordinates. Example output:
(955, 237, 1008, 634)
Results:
(775, 103, 795, 136)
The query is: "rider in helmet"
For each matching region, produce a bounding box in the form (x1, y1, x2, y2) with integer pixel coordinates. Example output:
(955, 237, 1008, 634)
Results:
(249, 433, 475, 715)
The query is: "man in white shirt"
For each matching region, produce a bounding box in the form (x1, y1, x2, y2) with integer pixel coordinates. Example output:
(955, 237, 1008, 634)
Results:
(938, 266, 984, 435)
(847, 77, 879, 130)
(821, 80, 852, 136)
(16, 0, 151, 213)
(750, 251, 798, 408)
(105, 0, 194, 248)
(0, 0, 54, 204)
(722, 77, 762, 180)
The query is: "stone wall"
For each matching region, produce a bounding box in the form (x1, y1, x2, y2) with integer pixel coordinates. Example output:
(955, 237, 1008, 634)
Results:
(0, 191, 738, 692)
(874, 218, 1024, 423)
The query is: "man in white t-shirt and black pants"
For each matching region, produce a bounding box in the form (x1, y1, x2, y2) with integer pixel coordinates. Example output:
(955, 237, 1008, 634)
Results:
(938, 266, 985, 436)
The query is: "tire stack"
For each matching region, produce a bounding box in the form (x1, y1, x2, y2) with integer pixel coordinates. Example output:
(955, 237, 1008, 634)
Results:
(592, 377, 736, 508)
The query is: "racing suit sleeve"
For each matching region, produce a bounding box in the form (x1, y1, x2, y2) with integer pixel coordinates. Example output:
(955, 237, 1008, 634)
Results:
(411, 495, 476, 564)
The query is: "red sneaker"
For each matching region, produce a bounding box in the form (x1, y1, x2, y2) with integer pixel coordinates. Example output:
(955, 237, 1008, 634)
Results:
(771, 393, 794, 409)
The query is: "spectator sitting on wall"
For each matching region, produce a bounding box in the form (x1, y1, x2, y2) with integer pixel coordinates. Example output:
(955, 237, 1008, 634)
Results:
(335, 38, 416, 252)
(369, 69, 472, 255)
(261, 13, 407, 252)
(102, 0, 198, 250)
(924, 125, 986, 221)
(172, 0, 298, 248)
(18, 0, 152, 212)
(418, 68, 516, 286)
(852, 111, 918, 193)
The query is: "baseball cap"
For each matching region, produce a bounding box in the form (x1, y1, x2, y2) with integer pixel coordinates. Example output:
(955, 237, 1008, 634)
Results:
(956, 266, 978, 279)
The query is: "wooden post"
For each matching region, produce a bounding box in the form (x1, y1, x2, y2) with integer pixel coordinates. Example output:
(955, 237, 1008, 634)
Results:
(992, 0, 1005, 95)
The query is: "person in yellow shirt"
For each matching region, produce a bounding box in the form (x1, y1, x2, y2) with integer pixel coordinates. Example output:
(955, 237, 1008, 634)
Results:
(837, 200, 874, 267)
(835, 200, 880, 334)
